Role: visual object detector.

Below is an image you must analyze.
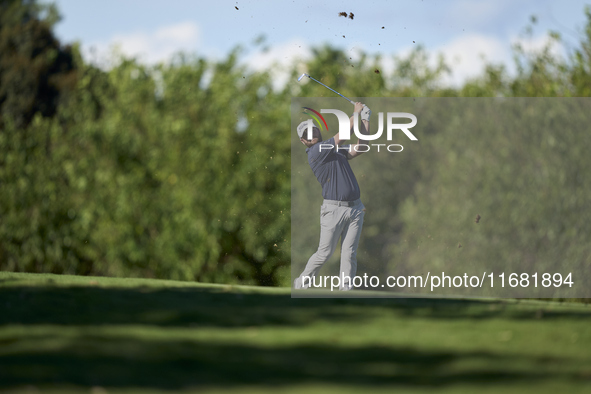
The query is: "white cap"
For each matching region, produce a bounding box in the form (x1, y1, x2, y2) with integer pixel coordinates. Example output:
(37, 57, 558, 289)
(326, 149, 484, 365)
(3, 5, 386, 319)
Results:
(297, 120, 312, 139)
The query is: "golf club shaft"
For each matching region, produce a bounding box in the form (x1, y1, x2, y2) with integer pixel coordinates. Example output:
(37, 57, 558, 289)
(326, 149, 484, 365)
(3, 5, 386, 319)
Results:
(307, 75, 355, 105)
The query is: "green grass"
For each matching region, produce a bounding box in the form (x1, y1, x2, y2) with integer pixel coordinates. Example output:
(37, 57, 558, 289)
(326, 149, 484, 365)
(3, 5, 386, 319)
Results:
(1, 271, 590, 393)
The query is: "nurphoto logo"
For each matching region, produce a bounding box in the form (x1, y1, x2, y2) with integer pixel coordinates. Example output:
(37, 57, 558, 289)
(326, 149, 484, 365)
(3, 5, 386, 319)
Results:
(301, 107, 418, 152)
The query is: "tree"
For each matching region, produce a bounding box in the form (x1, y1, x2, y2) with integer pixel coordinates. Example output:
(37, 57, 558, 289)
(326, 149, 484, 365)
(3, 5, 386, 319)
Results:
(0, 0, 77, 128)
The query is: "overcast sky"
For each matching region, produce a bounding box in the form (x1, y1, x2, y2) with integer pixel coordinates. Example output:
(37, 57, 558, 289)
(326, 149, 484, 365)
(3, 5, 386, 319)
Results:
(50, 0, 590, 86)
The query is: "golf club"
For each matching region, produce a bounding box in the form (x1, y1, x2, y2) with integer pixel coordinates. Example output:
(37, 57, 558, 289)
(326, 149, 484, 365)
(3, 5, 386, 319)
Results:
(297, 73, 355, 104)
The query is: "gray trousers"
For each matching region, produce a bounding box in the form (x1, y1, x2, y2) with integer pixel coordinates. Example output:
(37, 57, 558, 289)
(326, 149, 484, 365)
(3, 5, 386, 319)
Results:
(296, 199, 365, 290)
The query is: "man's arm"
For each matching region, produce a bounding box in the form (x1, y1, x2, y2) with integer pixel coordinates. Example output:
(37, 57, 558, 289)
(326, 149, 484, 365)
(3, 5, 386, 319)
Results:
(333, 102, 365, 146)
(347, 105, 371, 160)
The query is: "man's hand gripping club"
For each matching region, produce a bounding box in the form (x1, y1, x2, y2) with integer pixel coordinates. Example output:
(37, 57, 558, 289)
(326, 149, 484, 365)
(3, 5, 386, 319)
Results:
(333, 102, 371, 159)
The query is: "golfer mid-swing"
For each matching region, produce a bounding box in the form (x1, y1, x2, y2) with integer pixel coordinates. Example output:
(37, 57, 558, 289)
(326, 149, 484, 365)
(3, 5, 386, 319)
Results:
(294, 102, 371, 291)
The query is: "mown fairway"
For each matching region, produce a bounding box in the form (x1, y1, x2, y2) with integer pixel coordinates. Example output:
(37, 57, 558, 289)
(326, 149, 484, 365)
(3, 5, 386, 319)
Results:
(1, 271, 590, 394)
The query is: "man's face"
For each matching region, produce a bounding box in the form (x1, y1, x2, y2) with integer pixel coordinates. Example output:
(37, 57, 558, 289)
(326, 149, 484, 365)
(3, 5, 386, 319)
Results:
(300, 127, 322, 148)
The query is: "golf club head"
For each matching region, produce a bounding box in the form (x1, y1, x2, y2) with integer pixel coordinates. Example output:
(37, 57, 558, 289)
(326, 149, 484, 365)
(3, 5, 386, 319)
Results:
(297, 73, 309, 82)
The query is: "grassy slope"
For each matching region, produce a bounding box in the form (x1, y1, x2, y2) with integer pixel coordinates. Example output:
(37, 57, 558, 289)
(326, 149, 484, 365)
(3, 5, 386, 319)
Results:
(0, 271, 590, 394)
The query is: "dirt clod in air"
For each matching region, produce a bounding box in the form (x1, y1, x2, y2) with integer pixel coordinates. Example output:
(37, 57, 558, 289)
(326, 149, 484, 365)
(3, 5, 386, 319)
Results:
(475, 214, 481, 223)
(382, 26, 385, 29)
(374, 69, 380, 74)
(349, 13, 354, 20)
(339, 12, 348, 17)
(342, 35, 345, 38)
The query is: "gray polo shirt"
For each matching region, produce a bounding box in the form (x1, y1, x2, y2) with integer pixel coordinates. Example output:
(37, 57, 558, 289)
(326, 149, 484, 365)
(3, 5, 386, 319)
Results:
(306, 137, 361, 201)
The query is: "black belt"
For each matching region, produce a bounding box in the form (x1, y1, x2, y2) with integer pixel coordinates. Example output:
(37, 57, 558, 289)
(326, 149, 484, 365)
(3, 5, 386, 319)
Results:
(323, 199, 360, 207)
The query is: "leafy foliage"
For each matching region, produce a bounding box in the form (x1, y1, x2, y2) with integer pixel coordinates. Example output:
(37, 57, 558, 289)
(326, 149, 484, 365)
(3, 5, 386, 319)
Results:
(0, 0, 77, 128)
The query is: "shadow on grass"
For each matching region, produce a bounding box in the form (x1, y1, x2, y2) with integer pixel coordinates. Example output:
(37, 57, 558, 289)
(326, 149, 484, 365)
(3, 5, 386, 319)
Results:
(1, 284, 591, 390)
(0, 337, 580, 390)
(1, 285, 591, 328)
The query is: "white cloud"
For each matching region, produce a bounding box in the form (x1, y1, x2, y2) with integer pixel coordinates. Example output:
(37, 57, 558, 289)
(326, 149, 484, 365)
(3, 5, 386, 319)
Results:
(242, 35, 510, 90)
(430, 32, 565, 86)
(372, 35, 509, 88)
(433, 34, 510, 86)
(83, 21, 200, 67)
(243, 39, 312, 90)
(510, 33, 565, 59)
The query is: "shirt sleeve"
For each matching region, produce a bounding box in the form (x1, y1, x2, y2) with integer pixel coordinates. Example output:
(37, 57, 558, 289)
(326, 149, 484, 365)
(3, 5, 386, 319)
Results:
(310, 137, 336, 164)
